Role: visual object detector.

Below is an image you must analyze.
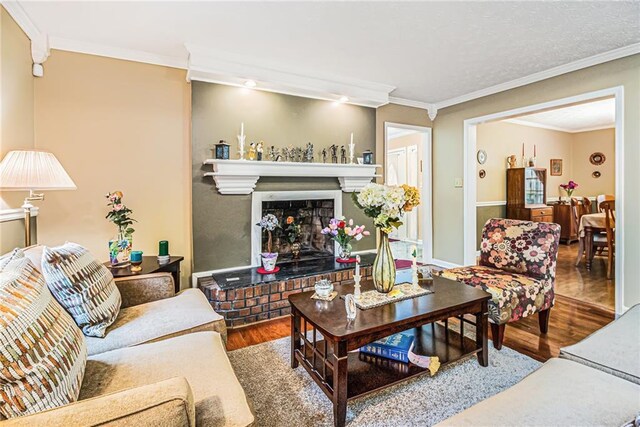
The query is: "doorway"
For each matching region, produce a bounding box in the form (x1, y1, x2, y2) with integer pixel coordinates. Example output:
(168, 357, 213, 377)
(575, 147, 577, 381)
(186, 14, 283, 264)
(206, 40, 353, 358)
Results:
(463, 87, 624, 315)
(384, 122, 432, 264)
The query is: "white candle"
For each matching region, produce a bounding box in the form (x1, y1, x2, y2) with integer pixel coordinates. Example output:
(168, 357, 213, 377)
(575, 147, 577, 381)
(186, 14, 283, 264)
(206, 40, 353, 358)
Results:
(240, 122, 244, 137)
(355, 255, 360, 276)
(412, 245, 417, 266)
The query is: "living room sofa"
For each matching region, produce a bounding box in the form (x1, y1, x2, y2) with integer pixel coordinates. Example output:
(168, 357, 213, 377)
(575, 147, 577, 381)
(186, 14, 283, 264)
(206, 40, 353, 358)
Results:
(437, 304, 640, 426)
(1, 245, 254, 427)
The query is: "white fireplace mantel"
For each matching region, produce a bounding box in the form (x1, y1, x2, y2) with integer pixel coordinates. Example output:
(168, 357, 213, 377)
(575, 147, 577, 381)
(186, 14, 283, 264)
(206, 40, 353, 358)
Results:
(203, 159, 381, 194)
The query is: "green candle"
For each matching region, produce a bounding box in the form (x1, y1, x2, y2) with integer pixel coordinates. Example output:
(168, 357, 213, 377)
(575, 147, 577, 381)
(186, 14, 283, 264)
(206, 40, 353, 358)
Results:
(159, 240, 169, 256)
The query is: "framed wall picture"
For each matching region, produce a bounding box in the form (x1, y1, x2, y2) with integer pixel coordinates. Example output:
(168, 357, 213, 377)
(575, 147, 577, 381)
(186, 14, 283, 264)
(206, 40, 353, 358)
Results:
(550, 159, 563, 176)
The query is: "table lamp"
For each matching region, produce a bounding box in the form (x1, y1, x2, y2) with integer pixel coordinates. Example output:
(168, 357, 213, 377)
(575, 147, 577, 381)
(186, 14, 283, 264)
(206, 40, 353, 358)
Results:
(0, 150, 76, 247)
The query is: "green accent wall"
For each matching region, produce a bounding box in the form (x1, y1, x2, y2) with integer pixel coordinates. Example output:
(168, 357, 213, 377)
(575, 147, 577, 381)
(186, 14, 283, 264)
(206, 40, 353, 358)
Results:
(192, 82, 377, 272)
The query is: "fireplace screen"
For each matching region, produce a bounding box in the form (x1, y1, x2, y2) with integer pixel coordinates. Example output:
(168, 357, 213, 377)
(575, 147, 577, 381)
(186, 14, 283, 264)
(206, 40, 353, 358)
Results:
(261, 199, 334, 260)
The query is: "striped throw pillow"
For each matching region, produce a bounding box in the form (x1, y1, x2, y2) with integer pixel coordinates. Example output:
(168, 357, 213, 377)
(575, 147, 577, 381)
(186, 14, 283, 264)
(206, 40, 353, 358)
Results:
(41, 243, 121, 338)
(0, 255, 87, 418)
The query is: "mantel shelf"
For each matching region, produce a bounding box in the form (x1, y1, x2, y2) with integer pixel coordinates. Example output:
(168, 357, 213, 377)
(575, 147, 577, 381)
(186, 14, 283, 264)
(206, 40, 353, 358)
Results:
(203, 159, 381, 194)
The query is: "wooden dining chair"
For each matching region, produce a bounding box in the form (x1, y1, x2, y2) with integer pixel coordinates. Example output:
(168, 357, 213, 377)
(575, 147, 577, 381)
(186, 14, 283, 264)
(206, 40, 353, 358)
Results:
(600, 200, 616, 279)
(597, 194, 615, 212)
(571, 197, 593, 266)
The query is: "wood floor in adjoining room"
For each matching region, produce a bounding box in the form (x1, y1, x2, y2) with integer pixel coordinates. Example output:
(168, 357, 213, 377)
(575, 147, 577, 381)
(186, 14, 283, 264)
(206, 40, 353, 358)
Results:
(554, 243, 615, 311)
(227, 295, 614, 362)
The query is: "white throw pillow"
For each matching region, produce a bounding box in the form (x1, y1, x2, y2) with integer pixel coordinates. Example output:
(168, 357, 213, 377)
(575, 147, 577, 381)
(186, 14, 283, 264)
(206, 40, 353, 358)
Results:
(41, 242, 122, 337)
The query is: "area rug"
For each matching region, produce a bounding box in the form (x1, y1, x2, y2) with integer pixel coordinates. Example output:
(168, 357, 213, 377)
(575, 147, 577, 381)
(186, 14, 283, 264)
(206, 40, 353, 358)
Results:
(228, 335, 540, 426)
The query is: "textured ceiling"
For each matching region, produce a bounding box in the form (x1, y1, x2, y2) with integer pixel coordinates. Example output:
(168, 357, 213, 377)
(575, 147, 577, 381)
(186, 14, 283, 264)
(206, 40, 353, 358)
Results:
(504, 98, 615, 133)
(19, 1, 640, 104)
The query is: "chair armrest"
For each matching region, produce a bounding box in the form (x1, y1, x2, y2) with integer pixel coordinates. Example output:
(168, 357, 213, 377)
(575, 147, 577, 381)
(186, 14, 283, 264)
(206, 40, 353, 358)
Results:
(0, 377, 195, 427)
(115, 272, 175, 308)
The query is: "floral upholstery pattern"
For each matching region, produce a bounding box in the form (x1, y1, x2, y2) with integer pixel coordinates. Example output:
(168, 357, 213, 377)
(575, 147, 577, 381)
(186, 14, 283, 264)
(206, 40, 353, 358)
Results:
(436, 218, 560, 325)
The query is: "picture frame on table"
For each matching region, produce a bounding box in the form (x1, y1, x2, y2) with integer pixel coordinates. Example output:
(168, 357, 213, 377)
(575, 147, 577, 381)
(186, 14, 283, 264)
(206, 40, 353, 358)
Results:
(550, 159, 563, 176)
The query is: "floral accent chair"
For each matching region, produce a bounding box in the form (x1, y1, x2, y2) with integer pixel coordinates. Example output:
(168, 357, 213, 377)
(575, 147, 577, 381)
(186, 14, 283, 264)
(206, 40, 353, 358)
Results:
(436, 218, 561, 350)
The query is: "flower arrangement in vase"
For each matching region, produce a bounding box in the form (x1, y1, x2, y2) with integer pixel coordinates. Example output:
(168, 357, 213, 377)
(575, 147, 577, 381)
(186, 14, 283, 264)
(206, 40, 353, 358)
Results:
(283, 216, 302, 260)
(353, 183, 420, 293)
(321, 217, 370, 261)
(258, 214, 280, 271)
(105, 191, 136, 266)
(560, 180, 578, 202)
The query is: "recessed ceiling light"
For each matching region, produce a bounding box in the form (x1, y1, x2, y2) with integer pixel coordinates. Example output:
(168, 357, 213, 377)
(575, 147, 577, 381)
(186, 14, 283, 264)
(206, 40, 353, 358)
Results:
(339, 96, 349, 103)
(244, 80, 257, 88)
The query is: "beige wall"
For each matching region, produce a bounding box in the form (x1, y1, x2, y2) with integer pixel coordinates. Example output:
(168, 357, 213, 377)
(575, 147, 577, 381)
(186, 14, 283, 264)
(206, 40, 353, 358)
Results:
(0, 6, 35, 211)
(572, 128, 615, 196)
(476, 121, 573, 202)
(433, 54, 640, 310)
(33, 50, 192, 287)
(477, 122, 615, 202)
(376, 103, 432, 183)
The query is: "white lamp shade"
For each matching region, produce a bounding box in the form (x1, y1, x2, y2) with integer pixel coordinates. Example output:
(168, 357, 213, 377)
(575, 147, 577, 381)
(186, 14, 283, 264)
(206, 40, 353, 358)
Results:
(0, 150, 76, 191)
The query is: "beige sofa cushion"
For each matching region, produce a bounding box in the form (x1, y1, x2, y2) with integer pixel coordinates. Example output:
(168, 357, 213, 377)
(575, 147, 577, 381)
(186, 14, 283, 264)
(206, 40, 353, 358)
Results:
(80, 332, 254, 427)
(436, 358, 640, 427)
(86, 288, 225, 356)
(560, 304, 640, 384)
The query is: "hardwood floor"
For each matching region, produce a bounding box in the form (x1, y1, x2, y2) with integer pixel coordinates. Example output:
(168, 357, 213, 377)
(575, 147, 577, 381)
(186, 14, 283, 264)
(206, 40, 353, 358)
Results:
(555, 243, 615, 311)
(227, 294, 614, 362)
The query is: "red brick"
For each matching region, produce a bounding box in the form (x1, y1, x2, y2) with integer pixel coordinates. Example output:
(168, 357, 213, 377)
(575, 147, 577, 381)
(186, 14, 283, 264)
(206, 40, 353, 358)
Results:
(239, 308, 251, 317)
(270, 293, 281, 302)
(217, 290, 227, 301)
(257, 312, 269, 321)
(250, 305, 262, 315)
(245, 298, 257, 307)
(270, 283, 280, 293)
(282, 289, 301, 299)
(218, 301, 231, 310)
(226, 290, 235, 300)
(226, 310, 239, 319)
(281, 306, 291, 316)
(269, 309, 282, 319)
(286, 281, 295, 291)
(245, 288, 254, 298)
(278, 281, 287, 292)
(269, 300, 289, 311)
(233, 300, 245, 309)
(235, 289, 245, 299)
(258, 295, 269, 305)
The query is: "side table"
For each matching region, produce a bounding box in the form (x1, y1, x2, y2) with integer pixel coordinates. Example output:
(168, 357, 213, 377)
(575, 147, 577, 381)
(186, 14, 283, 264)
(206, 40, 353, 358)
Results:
(105, 256, 184, 293)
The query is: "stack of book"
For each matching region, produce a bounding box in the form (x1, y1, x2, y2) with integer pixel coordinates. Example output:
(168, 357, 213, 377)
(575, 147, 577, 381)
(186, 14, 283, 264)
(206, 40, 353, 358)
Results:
(359, 330, 414, 363)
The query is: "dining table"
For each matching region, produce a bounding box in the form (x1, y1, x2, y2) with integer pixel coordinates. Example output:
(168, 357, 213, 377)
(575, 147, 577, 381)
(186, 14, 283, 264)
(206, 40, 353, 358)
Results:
(577, 212, 615, 270)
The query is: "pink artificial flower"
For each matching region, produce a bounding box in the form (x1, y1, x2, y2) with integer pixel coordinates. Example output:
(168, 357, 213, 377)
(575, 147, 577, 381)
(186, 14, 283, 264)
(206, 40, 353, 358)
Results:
(114, 204, 124, 211)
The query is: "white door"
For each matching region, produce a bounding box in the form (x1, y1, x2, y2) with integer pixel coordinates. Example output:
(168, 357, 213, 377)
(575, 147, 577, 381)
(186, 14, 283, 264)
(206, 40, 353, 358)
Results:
(386, 148, 407, 240)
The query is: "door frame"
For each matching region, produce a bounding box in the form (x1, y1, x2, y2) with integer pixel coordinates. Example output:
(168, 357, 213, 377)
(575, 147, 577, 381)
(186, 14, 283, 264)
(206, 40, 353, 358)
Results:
(384, 122, 433, 264)
(463, 86, 625, 315)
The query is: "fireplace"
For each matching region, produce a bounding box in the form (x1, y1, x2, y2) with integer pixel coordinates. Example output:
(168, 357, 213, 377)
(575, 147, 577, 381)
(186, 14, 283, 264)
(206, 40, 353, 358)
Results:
(251, 190, 342, 266)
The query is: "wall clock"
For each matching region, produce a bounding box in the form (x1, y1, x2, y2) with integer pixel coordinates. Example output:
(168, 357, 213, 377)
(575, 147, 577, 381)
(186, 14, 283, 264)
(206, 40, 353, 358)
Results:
(589, 152, 606, 165)
(477, 150, 487, 165)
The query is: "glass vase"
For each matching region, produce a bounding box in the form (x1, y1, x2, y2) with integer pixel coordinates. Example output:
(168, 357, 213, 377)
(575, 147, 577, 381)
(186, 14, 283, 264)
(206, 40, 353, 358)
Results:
(109, 233, 132, 266)
(373, 228, 396, 293)
(338, 242, 353, 260)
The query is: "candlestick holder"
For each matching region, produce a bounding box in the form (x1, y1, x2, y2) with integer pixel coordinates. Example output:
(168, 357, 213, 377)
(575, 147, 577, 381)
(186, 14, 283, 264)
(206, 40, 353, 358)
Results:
(237, 134, 246, 160)
(528, 157, 536, 167)
(353, 274, 361, 300)
(348, 142, 355, 164)
(411, 266, 419, 290)
(521, 156, 527, 168)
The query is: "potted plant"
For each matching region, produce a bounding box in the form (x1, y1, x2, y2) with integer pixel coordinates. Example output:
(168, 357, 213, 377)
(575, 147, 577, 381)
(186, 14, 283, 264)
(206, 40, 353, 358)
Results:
(105, 191, 136, 266)
(283, 216, 302, 260)
(258, 214, 280, 271)
(560, 180, 578, 202)
(353, 183, 420, 293)
(321, 217, 370, 261)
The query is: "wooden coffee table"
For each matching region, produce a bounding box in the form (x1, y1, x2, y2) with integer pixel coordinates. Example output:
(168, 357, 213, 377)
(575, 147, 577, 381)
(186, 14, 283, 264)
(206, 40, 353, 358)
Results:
(288, 276, 491, 427)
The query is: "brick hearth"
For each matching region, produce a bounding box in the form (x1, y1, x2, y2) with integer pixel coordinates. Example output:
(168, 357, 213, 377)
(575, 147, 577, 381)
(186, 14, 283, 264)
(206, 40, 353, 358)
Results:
(198, 257, 374, 327)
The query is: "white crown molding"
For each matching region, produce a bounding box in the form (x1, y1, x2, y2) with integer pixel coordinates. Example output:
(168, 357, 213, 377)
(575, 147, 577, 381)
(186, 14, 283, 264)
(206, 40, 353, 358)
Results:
(186, 43, 394, 108)
(0, 207, 39, 223)
(1, 1, 40, 40)
(503, 118, 615, 134)
(435, 42, 640, 110)
(49, 36, 188, 70)
(475, 201, 507, 207)
(387, 96, 438, 120)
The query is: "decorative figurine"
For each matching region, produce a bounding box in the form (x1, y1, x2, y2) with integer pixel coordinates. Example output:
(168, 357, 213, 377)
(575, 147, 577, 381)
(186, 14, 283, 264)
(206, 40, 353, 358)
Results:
(340, 145, 347, 164)
(305, 142, 314, 163)
(237, 122, 246, 160)
(348, 133, 355, 164)
(507, 155, 517, 168)
(330, 145, 338, 164)
(248, 142, 257, 160)
(257, 141, 264, 161)
(269, 145, 279, 161)
(344, 294, 357, 320)
(321, 148, 327, 163)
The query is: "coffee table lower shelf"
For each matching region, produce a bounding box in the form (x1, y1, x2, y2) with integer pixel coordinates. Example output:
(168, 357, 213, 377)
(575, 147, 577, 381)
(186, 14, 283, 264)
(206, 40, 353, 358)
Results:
(294, 322, 479, 401)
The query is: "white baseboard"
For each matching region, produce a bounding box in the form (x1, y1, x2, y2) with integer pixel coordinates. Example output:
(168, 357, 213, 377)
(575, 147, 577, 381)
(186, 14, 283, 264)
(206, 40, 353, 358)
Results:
(430, 258, 462, 269)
